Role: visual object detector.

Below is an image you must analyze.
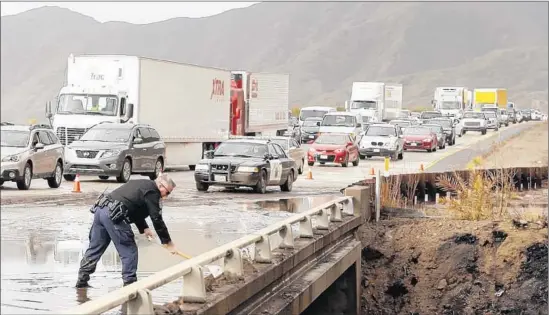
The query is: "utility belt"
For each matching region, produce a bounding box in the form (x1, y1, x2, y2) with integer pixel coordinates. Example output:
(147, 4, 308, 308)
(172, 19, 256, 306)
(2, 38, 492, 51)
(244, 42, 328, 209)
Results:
(90, 194, 130, 224)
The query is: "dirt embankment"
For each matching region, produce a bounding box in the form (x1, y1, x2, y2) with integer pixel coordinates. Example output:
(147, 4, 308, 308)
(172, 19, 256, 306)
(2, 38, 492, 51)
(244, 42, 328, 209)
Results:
(481, 122, 548, 169)
(359, 219, 548, 315)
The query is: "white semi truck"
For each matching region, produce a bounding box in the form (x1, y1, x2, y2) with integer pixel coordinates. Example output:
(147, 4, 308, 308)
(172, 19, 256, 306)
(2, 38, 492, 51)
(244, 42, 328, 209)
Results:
(46, 54, 231, 170)
(432, 87, 470, 118)
(345, 82, 403, 122)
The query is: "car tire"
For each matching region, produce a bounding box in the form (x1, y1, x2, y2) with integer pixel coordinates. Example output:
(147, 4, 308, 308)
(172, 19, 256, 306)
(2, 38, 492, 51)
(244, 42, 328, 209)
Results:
(482, 129, 487, 135)
(398, 150, 404, 160)
(116, 158, 132, 183)
(359, 154, 365, 160)
(99, 176, 109, 180)
(0, 180, 4, 186)
(308, 161, 314, 167)
(17, 163, 32, 190)
(196, 182, 209, 192)
(64, 174, 76, 181)
(254, 170, 267, 194)
(366, 155, 372, 159)
(341, 155, 349, 167)
(462, 130, 466, 135)
(280, 171, 294, 192)
(189, 165, 196, 171)
(149, 158, 164, 180)
(47, 162, 63, 188)
(506, 123, 509, 127)
(433, 146, 437, 152)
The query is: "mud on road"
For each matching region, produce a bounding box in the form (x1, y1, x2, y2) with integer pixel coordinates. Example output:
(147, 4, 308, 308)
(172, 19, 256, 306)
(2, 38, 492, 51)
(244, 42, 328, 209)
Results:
(359, 219, 548, 315)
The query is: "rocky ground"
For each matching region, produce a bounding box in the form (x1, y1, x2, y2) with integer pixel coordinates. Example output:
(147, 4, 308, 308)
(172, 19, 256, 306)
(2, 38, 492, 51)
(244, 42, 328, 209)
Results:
(359, 219, 548, 315)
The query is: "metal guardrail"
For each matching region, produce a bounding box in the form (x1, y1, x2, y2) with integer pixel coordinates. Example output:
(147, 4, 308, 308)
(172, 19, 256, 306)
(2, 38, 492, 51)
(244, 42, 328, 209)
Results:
(64, 196, 354, 315)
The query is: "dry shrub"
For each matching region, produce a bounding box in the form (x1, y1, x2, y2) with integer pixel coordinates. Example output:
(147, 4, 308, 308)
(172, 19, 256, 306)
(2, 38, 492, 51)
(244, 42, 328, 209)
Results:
(436, 167, 516, 220)
(380, 173, 420, 208)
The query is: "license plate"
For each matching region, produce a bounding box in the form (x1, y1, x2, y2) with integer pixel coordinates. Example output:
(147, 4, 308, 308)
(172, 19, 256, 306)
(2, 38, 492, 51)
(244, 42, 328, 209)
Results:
(214, 175, 226, 182)
(320, 154, 328, 159)
(411, 143, 417, 146)
(373, 149, 380, 153)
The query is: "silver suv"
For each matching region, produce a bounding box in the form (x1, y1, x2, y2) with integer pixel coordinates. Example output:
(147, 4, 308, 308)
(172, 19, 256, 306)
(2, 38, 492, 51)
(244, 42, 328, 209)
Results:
(63, 122, 166, 183)
(1, 123, 65, 190)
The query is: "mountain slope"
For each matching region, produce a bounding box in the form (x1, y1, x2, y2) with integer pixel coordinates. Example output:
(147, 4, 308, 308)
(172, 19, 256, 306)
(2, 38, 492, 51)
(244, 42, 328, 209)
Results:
(1, 2, 547, 123)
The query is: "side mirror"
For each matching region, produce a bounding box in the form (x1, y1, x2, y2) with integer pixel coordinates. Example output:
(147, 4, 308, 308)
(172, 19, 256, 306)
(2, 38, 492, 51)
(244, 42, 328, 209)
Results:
(264, 153, 273, 160)
(122, 103, 134, 122)
(34, 143, 45, 150)
(133, 137, 143, 144)
(204, 150, 214, 159)
(316, 122, 321, 126)
(347, 141, 354, 146)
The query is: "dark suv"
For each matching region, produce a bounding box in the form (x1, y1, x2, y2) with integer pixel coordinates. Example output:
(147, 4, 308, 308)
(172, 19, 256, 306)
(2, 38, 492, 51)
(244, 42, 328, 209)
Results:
(63, 122, 166, 183)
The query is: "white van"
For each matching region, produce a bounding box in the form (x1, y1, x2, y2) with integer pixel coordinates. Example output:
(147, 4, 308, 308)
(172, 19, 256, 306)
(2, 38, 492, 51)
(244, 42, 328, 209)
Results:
(319, 111, 363, 140)
(299, 106, 337, 126)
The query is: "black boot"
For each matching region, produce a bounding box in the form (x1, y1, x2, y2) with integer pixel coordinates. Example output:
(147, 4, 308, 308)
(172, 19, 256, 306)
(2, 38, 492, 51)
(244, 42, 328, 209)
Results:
(75, 279, 91, 288)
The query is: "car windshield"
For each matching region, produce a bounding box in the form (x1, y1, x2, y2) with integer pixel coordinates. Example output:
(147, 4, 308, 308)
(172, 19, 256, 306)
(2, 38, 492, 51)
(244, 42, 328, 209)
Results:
(463, 112, 484, 119)
(423, 125, 442, 133)
(322, 115, 356, 127)
(403, 127, 431, 136)
(421, 112, 442, 119)
(1, 130, 29, 147)
(350, 101, 376, 110)
(300, 110, 329, 120)
(80, 128, 131, 142)
(390, 120, 411, 127)
(365, 126, 396, 136)
(303, 119, 321, 127)
(426, 120, 451, 128)
(270, 139, 288, 150)
(440, 101, 461, 109)
(484, 112, 496, 118)
(481, 107, 497, 113)
(57, 94, 119, 116)
(314, 134, 349, 145)
(214, 142, 268, 158)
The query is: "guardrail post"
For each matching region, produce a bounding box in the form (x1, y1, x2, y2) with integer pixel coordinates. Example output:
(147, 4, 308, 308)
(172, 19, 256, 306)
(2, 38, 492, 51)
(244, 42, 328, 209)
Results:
(182, 266, 207, 303)
(127, 289, 155, 315)
(341, 198, 354, 215)
(330, 204, 342, 222)
(224, 248, 243, 277)
(316, 208, 330, 230)
(299, 216, 314, 238)
(279, 224, 294, 249)
(254, 235, 272, 263)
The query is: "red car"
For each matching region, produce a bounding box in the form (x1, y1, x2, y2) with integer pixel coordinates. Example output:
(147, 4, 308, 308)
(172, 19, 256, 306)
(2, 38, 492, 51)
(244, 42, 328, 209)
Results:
(307, 133, 360, 167)
(402, 126, 438, 152)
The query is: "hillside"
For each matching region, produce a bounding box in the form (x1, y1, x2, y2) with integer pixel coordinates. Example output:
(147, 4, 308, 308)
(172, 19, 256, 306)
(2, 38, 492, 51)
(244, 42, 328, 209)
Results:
(1, 2, 548, 123)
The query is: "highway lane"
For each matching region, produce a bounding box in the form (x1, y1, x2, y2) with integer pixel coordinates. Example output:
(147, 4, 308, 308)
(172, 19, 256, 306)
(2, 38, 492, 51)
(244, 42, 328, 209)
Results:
(0, 121, 536, 314)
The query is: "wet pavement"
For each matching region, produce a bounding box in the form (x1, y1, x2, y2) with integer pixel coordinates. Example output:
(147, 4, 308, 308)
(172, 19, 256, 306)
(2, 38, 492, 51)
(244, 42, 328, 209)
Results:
(0, 195, 337, 314)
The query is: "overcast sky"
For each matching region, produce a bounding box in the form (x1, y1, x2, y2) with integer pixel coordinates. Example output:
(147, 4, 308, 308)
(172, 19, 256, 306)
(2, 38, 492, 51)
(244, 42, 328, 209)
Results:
(0, 2, 258, 24)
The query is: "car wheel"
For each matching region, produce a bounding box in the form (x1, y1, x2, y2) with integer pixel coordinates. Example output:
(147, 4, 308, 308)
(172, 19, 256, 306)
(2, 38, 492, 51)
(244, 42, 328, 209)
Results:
(506, 123, 509, 127)
(359, 154, 365, 160)
(149, 158, 164, 180)
(99, 176, 109, 180)
(116, 158, 132, 183)
(398, 150, 404, 160)
(280, 171, 294, 192)
(47, 162, 63, 188)
(254, 170, 267, 194)
(481, 129, 487, 135)
(433, 146, 437, 152)
(366, 155, 372, 159)
(341, 155, 349, 167)
(189, 165, 196, 171)
(298, 159, 304, 175)
(352, 154, 359, 166)
(495, 127, 499, 131)
(0, 180, 4, 186)
(196, 182, 209, 192)
(462, 130, 466, 135)
(17, 163, 32, 190)
(308, 161, 314, 167)
(64, 174, 76, 181)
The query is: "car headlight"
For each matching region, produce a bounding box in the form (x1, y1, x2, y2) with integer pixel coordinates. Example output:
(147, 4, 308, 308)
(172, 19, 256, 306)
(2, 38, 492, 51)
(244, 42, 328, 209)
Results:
(100, 150, 120, 159)
(423, 138, 432, 142)
(195, 164, 209, 171)
(238, 166, 259, 173)
(335, 149, 345, 153)
(309, 147, 316, 152)
(1, 154, 21, 162)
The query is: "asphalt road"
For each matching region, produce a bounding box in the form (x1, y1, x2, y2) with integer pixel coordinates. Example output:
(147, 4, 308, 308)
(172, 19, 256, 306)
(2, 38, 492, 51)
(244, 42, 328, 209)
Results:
(0, 121, 538, 314)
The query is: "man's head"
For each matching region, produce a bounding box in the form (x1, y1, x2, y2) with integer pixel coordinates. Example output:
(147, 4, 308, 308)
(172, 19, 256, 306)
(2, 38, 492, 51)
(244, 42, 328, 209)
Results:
(155, 173, 176, 198)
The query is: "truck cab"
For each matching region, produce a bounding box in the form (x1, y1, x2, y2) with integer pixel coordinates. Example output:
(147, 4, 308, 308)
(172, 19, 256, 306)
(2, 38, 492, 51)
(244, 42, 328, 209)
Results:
(432, 87, 466, 118)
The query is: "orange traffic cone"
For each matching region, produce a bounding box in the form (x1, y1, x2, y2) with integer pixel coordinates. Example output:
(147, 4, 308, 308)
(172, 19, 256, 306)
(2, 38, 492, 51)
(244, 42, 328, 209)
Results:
(370, 167, 375, 176)
(306, 167, 313, 180)
(420, 164, 425, 172)
(73, 174, 81, 193)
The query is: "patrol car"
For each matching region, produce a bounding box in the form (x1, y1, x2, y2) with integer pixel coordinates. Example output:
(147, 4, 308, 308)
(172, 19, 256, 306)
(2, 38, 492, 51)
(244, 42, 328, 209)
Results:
(193, 138, 298, 194)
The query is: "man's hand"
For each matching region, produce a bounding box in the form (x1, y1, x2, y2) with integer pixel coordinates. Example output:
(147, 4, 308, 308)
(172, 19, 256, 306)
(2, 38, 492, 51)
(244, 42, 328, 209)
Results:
(143, 228, 155, 240)
(162, 242, 177, 255)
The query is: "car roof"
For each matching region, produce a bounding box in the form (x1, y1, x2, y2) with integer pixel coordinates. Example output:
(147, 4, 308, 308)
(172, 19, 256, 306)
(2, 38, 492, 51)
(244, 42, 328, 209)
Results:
(225, 138, 270, 145)
(318, 132, 351, 136)
(369, 123, 395, 128)
(301, 106, 335, 111)
(1, 123, 52, 132)
(324, 111, 356, 116)
(303, 117, 323, 121)
(422, 124, 443, 128)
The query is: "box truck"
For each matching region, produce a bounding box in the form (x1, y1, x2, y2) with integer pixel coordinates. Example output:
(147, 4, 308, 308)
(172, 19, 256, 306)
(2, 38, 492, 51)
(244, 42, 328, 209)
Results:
(46, 54, 231, 170)
(230, 71, 289, 136)
(432, 87, 469, 118)
(345, 82, 403, 122)
(473, 88, 508, 111)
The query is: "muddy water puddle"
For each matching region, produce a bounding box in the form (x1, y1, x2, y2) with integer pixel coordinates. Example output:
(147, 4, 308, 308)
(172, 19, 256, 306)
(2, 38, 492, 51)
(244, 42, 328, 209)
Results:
(1, 195, 338, 313)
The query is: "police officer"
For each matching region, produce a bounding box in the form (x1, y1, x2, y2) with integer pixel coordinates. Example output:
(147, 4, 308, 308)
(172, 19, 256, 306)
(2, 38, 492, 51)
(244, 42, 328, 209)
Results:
(76, 173, 179, 288)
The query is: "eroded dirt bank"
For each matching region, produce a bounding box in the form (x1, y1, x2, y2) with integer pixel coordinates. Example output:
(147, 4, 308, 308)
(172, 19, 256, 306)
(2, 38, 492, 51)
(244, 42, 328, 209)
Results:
(359, 219, 548, 315)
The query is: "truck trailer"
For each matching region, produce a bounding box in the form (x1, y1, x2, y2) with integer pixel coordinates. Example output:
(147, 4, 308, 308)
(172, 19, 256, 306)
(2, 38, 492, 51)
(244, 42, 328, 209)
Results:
(473, 88, 508, 110)
(346, 82, 403, 122)
(230, 71, 289, 136)
(46, 54, 231, 170)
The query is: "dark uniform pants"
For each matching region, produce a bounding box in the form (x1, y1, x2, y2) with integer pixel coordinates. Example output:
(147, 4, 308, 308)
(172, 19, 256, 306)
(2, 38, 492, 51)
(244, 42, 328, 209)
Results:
(77, 205, 138, 286)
